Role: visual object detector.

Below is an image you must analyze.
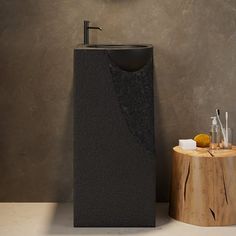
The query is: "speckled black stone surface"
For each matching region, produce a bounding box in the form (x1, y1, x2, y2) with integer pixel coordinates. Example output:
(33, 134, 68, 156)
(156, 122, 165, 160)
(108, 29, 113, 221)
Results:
(74, 47, 156, 227)
(109, 59, 154, 154)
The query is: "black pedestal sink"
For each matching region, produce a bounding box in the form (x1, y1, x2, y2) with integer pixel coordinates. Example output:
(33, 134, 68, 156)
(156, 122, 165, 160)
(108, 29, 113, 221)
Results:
(85, 44, 152, 72)
(74, 44, 156, 227)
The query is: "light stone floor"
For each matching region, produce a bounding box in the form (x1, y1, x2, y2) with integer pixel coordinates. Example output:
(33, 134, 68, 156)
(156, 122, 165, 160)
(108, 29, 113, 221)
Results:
(0, 203, 235, 236)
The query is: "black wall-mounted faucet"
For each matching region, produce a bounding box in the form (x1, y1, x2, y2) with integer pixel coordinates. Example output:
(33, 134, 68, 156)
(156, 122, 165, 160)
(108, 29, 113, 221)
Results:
(84, 20, 102, 45)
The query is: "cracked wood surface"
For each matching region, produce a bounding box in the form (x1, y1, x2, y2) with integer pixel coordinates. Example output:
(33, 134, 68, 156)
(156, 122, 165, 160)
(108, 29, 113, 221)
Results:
(169, 146, 236, 226)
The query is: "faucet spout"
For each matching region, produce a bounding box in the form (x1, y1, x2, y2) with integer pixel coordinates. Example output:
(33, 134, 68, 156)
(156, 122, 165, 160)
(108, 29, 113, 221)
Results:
(84, 20, 102, 45)
(88, 26, 102, 31)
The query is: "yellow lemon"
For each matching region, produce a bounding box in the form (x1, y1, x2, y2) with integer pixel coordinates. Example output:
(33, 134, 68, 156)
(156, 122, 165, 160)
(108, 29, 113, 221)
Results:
(194, 134, 210, 147)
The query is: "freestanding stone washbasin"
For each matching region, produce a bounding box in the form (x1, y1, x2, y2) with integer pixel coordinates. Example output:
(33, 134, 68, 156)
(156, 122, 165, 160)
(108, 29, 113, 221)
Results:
(74, 44, 156, 227)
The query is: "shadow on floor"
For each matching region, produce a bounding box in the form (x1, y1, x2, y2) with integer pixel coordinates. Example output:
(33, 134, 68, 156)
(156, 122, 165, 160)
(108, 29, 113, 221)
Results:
(47, 203, 171, 235)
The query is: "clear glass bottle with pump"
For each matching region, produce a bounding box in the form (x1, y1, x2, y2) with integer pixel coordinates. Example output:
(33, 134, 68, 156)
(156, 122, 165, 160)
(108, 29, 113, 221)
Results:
(210, 116, 220, 150)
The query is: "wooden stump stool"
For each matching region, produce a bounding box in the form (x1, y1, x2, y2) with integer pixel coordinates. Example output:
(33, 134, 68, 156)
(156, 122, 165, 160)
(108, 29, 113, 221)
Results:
(169, 146, 236, 226)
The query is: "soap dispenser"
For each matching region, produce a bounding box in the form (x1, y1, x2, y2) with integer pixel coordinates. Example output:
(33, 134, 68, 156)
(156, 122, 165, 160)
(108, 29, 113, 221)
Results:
(210, 116, 220, 150)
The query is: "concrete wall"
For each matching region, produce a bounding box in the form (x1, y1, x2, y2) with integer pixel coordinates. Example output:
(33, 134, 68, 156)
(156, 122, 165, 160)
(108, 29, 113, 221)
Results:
(0, 0, 236, 201)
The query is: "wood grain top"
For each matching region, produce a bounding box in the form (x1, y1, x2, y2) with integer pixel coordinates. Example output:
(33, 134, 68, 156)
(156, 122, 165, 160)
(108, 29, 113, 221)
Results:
(173, 146, 236, 158)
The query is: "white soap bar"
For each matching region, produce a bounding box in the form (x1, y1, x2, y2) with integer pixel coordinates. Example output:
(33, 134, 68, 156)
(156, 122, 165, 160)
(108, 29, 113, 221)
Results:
(179, 139, 196, 150)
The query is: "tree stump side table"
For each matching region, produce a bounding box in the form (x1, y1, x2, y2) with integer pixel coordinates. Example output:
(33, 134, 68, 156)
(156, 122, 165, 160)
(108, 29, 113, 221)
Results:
(169, 146, 236, 226)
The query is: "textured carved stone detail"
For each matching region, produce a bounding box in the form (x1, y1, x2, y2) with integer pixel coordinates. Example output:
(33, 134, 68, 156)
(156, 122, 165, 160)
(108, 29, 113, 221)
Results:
(108, 59, 154, 154)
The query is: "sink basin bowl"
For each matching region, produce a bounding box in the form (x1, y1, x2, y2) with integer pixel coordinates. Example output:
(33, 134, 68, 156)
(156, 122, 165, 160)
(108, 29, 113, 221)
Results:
(85, 44, 153, 71)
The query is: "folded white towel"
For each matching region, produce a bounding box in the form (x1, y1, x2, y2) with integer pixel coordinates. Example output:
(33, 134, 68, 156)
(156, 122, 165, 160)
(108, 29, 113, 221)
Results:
(179, 139, 196, 150)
